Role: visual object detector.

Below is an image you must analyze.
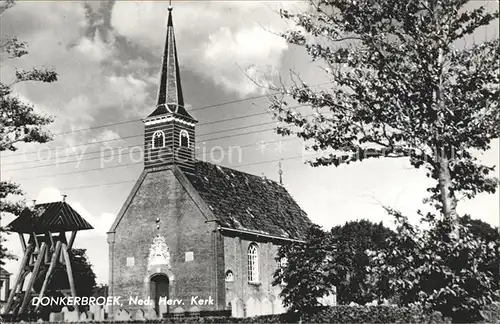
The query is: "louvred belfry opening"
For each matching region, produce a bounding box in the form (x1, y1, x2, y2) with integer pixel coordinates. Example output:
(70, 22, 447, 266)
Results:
(142, 6, 197, 174)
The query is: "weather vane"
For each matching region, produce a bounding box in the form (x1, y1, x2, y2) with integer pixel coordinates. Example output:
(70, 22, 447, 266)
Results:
(278, 160, 283, 185)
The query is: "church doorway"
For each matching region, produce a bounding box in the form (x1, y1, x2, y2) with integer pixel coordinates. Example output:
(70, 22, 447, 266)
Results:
(150, 274, 169, 316)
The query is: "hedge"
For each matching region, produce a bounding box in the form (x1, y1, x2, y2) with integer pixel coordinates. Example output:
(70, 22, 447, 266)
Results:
(235, 306, 451, 323)
(300, 305, 451, 323)
(0, 305, 452, 323)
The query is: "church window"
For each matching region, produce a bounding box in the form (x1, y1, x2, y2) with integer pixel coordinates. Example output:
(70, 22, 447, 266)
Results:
(126, 257, 135, 267)
(152, 131, 166, 149)
(225, 270, 234, 282)
(179, 130, 190, 147)
(247, 243, 259, 283)
(185, 251, 194, 262)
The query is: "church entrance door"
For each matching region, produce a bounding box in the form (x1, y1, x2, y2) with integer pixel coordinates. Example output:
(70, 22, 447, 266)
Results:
(150, 274, 169, 316)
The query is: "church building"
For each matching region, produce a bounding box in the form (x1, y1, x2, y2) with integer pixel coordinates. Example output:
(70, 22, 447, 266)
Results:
(107, 6, 312, 318)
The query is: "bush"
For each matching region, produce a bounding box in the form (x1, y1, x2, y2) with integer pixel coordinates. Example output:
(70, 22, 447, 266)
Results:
(479, 301, 500, 323)
(302, 305, 450, 323)
(226, 306, 450, 323)
(369, 211, 500, 322)
(212, 306, 450, 323)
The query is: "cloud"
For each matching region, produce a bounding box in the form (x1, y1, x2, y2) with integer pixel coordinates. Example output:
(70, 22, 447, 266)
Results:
(90, 129, 121, 144)
(0, 2, 87, 72)
(74, 30, 113, 62)
(106, 74, 149, 106)
(64, 95, 96, 129)
(59, 128, 121, 154)
(202, 26, 286, 97)
(36, 187, 64, 203)
(111, 1, 309, 97)
(1, 1, 154, 144)
(71, 202, 115, 237)
(48, 72, 149, 141)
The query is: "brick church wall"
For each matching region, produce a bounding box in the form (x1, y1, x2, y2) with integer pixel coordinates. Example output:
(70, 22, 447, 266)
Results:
(223, 236, 287, 317)
(108, 169, 221, 314)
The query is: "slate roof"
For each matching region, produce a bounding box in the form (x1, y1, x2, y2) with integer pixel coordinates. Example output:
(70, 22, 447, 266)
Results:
(6, 202, 94, 234)
(147, 103, 196, 121)
(156, 8, 184, 109)
(187, 161, 312, 240)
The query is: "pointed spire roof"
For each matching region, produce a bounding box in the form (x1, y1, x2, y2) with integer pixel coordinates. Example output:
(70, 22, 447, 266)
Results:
(147, 6, 195, 121)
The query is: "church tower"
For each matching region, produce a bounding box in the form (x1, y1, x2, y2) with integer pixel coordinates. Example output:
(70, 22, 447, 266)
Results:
(143, 6, 197, 174)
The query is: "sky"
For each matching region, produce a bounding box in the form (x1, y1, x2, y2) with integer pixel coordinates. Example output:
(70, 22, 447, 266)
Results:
(1, 0, 499, 285)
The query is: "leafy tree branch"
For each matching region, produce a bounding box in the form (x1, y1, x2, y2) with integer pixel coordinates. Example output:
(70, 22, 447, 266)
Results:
(0, 0, 58, 266)
(269, 0, 499, 222)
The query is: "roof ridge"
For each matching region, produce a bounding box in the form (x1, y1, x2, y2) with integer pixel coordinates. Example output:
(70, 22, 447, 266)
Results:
(34, 201, 63, 206)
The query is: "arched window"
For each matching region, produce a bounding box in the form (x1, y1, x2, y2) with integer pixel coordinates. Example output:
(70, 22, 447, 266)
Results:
(278, 257, 287, 285)
(152, 131, 165, 149)
(225, 270, 234, 282)
(179, 130, 190, 147)
(247, 243, 259, 283)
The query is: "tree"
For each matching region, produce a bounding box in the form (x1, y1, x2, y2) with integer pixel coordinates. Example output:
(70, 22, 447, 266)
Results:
(70, 248, 98, 298)
(460, 214, 500, 243)
(273, 224, 335, 314)
(46, 248, 97, 298)
(0, 0, 57, 265)
(274, 221, 395, 311)
(459, 215, 500, 290)
(368, 210, 500, 322)
(328, 220, 394, 304)
(269, 0, 499, 224)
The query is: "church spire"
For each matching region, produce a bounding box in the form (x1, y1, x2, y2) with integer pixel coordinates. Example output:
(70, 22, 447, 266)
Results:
(147, 5, 195, 121)
(157, 5, 183, 107)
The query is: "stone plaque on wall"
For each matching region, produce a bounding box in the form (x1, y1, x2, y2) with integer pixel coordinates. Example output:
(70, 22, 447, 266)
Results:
(148, 234, 171, 268)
